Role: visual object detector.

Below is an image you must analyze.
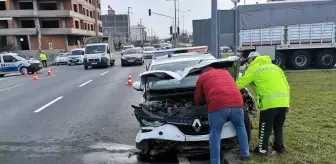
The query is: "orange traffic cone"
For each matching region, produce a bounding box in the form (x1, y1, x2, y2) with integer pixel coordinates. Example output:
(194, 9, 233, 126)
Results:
(47, 67, 52, 76)
(33, 72, 39, 80)
(126, 74, 133, 86)
(24, 68, 28, 77)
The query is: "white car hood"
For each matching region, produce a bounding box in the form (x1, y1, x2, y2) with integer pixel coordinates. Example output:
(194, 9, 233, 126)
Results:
(140, 56, 241, 84)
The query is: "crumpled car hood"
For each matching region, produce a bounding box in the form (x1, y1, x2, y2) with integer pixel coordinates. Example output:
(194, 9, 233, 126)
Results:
(139, 56, 241, 84)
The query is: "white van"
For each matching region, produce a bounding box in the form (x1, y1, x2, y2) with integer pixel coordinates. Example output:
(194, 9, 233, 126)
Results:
(84, 43, 115, 69)
(0, 53, 42, 77)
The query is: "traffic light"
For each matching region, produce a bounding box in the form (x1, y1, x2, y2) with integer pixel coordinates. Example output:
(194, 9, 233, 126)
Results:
(177, 27, 180, 35)
(148, 9, 151, 16)
(169, 26, 173, 35)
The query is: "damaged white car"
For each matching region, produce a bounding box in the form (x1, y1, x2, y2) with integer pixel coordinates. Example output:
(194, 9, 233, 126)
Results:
(131, 55, 257, 159)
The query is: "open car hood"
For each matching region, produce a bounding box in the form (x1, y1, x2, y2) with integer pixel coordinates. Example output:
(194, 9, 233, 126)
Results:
(140, 56, 241, 84)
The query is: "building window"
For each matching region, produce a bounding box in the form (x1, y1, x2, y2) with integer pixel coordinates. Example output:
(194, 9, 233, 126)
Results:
(21, 20, 35, 28)
(91, 24, 94, 31)
(41, 20, 59, 28)
(89, 0, 92, 4)
(86, 9, 89, 16)
(38, 2, 58, 10)
(19, 2, 34, 10)
(90, 11, 93, 18)
(75, 20, 79, 29)
(73, 4, 78, 12)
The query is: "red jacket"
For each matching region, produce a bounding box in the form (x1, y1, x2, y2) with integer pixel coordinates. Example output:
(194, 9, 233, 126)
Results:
(194, 68, 244, 113)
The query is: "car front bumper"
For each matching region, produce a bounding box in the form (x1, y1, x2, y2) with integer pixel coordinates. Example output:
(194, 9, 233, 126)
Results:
(68, 58, 83, 64)
(27, 63, 42, 72)
(84, 57, 108, 66)
(135, 122, 236, 143)
(121, 58, 143, 64)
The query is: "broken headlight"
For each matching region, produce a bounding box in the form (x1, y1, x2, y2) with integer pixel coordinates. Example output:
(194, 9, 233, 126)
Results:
(140, 119, 165, 127)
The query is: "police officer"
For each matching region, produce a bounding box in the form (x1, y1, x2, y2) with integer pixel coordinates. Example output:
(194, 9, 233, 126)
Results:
(236, 52, 290, 155)
(40, 51, 47, 68)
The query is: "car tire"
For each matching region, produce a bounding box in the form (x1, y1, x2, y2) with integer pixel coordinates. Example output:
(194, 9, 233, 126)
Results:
(110, 60, 115, 66)
(0, 74, 4, 77)
(121, 63, 125, 67)
(56, 62, 59, 66)
(19, 66, 27, 75)
(243, 109, 252, 143)
(84, 65, 88, 70)
(68, 63, 72, 66)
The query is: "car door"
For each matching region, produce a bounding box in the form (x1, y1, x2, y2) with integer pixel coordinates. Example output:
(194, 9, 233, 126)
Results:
(1, 55, 20, 72)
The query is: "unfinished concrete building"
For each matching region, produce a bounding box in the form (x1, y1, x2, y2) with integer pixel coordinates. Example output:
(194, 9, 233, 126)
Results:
(0, 0, 103, 53)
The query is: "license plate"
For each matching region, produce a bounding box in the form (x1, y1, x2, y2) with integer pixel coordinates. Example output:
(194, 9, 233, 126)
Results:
(91, 62, 97, 64)
(128, 60, 134, 62)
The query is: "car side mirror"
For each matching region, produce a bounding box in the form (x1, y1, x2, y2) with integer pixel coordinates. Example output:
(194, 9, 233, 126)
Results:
(132, 81, 143, 91)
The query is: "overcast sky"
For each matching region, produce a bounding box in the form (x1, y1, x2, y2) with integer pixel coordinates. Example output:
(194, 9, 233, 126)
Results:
(101, 0, 267, 38)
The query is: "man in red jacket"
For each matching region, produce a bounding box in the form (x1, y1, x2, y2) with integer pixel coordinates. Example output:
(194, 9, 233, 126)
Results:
(194, 67, 250, 164)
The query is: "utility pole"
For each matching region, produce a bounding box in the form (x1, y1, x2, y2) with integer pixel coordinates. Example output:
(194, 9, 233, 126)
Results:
(211, 0, 219, 58)
(127, 7, 132, 43)
(177, 0, 179, 45)
(139, 19, 143, 46)
(233, 0, 238, 56)
(174, 0, 177, 47)
(94, 0, 98, 37)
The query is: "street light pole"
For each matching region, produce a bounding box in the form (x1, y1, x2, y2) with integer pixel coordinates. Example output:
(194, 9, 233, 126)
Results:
(211, 0, 219, 58)
(127, 7, 132, 43)
(177, 0, 180, 45)
(174, 0, 177, 47)
(233, 1, 238, 56)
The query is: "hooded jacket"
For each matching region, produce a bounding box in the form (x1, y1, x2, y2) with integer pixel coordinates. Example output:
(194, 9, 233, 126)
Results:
(236, 56, 290, 110)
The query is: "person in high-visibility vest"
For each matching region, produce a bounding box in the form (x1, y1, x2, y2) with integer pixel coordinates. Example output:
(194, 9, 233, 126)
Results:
(236, 52, 290, 156)
(40, 51, 47, 68)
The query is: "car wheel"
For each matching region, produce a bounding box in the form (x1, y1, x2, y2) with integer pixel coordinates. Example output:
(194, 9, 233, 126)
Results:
(110, 60, 115, 66)
(289, 50, 311, 70)
(19, 66, 27, 75)
(0, 74, 5, 77)
(121, 63, 125, 67)
(84, 65, 88, 70)
(68, 63, 72, 66)
(56, 62, 59, 66)
(243, 109, 252, 143)
(273, 51, 286, 69)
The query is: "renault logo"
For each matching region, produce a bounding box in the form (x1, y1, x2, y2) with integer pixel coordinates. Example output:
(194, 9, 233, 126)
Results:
(192, 119, 202, 132)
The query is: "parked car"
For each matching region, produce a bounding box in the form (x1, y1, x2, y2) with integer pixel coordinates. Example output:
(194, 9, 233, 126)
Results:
(0, 53, 42, 77)
(220, 46, 232, 53)
(142, 47, 156, 59)
(121, 47, 144, 67)
(131, 53, 256, 159)
(55, 53, 69, 65)
(68, 48, 85, 66)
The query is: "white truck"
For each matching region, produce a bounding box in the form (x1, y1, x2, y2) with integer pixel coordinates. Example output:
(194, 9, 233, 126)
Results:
(239, 22, 336, 69)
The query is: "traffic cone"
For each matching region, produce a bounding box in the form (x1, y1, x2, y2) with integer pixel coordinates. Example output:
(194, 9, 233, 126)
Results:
(126, 74, 133, 86)
(47, 67, 52, 76)
(24, 68, 28, 77)
(33, 72, 39, 80)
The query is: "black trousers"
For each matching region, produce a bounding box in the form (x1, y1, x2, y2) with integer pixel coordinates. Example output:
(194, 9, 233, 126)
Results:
(257, 107, 287, 152)
(41, 60, 47, 67)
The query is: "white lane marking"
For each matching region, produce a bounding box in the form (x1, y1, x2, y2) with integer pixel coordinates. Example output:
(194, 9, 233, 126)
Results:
(79, 80, 93, 87)
(0, 76, 14, 81)
(0, 84, 22, 92)
(178, 156, 191, 164)
(34, 96, 63, 113)
(100, 71, 108, 76)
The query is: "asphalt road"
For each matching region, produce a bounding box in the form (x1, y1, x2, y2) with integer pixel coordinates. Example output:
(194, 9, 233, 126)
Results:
(0, 59, 237, 164)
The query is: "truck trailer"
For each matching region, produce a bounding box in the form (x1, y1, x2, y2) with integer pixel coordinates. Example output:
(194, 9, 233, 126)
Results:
(193, 0, 336, 70)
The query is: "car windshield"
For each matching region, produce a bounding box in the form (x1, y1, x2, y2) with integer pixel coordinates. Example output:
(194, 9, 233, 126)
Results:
(153, 44, 161, 48)
(13, 55, 26, 61)
(85, 45, 106, 54)
(123, 48, 141, 55)
(143, 43, 151, 47)
(147, 60, 202, 90)
(122, 45, 134, 50)
(71, 50, 84, 55)
(144, 47, 155, 51)
(58, 53, 68, 57)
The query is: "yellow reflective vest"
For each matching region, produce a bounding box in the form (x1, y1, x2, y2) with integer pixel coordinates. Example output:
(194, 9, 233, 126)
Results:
(40, 53, 47, 61)
(236, 56, 290, 110)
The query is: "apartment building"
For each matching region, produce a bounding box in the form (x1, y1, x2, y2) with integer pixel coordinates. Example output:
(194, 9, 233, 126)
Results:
(130, 24, 146, 42)
(0, 0, 103, 52)
(102, 8, 129, 43)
